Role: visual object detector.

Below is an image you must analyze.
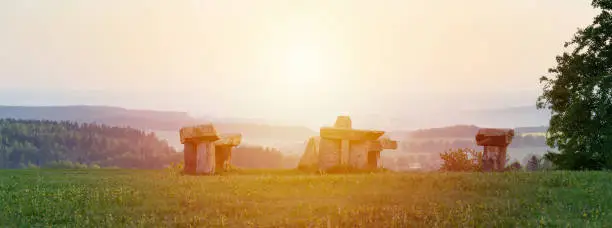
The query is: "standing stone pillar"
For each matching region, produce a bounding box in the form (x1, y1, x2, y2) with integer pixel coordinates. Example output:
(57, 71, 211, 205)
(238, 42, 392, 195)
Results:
(214, 134, 242, 171)
(180, 124, 220, 175)
(365, 137, 398, 169)
(297, 136, 321, 170)
(340, 140, 351, 165)
(335, 116, 352, 166)
(183, 142, 197, 174)
(318, 138, 341, 170)
(196, 141, 215, 174)
(348, 140, 370, 169)
(475, 128, 514, 172)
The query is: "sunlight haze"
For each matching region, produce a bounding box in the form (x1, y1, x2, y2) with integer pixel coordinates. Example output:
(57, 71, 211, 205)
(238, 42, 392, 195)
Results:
(0, 0, 598, 129)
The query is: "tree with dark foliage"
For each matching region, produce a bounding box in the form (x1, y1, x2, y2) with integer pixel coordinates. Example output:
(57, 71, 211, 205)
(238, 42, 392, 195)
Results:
(439, 148, 482, 172)
(0, 119, 178, 169)
(538, 1, 612, 170)
(526, 155, 541, 171)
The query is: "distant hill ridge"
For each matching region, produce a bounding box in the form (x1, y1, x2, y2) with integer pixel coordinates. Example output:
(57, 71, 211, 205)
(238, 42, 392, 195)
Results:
(0, 105, 197, 130)
(0, 105, 316, 143)
(403, 125, 548, 139)
(0, 105, 548, 141)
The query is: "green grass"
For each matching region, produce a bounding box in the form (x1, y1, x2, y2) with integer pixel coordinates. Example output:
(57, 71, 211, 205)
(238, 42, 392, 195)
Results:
(1, 169, 611, 227)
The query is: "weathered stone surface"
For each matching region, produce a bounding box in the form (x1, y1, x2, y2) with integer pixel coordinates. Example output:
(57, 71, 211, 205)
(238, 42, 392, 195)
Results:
(476, 128, 514, 172)
(368, 140, 382, 151)
(215, 145, 232, 170)
(298, 116, 397, 171)
(180, 125, 241, 174)
(215, 134, 242, 146)
(482, 146, 507, 172)
(320, 127, 385, 141)
(340, 140, 350, 165)
(475, 128, 514, 146)
(348, 141, 369, 169)
(298, 137, 320, 169)
(183, 143, 197, 174)
(319, 138, 340, 170)
(333, 116, 352, 129)
(180, 124, 220, 144)
(379, 137, 398, 150)
(214, 134, 241, 171)
(195, 141, 215, 174)
(367, 151, 381, 169)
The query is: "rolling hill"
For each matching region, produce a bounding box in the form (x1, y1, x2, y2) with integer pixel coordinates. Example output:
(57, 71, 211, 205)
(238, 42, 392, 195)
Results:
(0, 105, 550, 150)
(0, 105, 553, 170)
(0, 105, 317, 150)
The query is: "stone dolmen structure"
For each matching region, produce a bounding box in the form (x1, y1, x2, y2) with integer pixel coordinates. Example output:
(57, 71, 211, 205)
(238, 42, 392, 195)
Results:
(298, 116, 397, 171)
(180, 124, 241, 175)
(214, 134, 242, 171)
(475, 128, 515, 172)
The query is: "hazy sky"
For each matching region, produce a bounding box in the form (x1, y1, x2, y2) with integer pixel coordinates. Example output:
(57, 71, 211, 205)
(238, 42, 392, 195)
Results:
(0, 0, 599, 128)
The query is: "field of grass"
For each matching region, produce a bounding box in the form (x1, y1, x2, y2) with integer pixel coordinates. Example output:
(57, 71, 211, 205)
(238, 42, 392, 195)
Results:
(1, 169, 611, 227)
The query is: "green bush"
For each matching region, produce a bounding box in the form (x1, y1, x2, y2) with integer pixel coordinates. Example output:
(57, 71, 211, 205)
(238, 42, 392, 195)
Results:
(439, 148, 482, 172)
(505, 160, 522, 171)
(19, 162, 40, 169)
(44, 160, 90, 169)
(523, 154, 555, 171)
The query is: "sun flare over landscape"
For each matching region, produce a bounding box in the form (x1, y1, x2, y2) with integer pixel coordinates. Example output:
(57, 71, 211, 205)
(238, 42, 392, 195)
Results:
(1, 0, 612, 227)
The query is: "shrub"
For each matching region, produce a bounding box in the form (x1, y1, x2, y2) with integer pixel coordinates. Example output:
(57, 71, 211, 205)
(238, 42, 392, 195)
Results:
(45, 160, 75, 169)
(45, 160, 91, 169)
(73, 162, 88, 169)
(505, 160, 522, 171)
(439, 148, 482, 172)
(165, 161, 184, 175)
(523, 154, 555, 171)
(19, 162, 40, 169)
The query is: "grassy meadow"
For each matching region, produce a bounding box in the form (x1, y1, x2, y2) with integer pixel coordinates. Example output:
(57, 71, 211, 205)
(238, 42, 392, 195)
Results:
(1, 169, 610, 227)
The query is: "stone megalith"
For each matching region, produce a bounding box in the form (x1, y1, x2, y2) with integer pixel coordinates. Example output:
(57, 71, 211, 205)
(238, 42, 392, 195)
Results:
(214, 134, 242, 171)
(297, 136, 320, 169)
(367, 136, 398, 169)
(475, 128, 515, 172)
(180, 124, 220, 175)
(298, 116, 397, 171)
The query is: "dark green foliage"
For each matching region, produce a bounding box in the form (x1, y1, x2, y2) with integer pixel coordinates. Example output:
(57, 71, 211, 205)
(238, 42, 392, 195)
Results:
(505, 160, 522, 172)
(538, 1, 612, 170)
(439, 148, 482, 172)
(231, 146, 284, 168)
(524, 154, 555, 171)
(0, 119, 177, 169)
(526, 155, 541, 171)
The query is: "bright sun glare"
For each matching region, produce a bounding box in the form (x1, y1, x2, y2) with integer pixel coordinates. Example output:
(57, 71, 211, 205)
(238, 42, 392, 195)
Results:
(284, 45, 324, 87)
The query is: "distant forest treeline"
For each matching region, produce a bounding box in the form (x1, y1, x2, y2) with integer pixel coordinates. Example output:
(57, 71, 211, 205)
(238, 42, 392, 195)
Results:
(0, 119, 179, 169)
(218, 145, 299, 169)
(0, 119, 299, 169)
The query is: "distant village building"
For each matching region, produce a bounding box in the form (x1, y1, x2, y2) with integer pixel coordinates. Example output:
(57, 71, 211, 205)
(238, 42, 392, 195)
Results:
(298, 116, 397, 171)
(180, 124, 241, 175)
